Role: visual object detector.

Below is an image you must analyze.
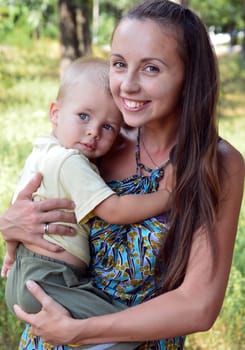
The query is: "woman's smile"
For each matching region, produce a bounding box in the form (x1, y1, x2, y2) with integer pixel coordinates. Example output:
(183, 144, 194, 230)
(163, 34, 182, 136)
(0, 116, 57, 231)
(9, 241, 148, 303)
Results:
(122, 98, 150, 111)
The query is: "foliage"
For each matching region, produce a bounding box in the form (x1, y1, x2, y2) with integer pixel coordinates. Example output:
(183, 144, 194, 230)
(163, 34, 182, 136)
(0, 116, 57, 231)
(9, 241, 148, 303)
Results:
(100, 0, 138, 14)
(0, 39, 58, 349)
(218, 53, 245, 156)
(1, 0, 244, 51)
(186, 265, 245, 350)
(93, 11, 116, 45)
(0, 0, 58, 45)
(0, 40, 244, 350)
(190, 0, 244, 32)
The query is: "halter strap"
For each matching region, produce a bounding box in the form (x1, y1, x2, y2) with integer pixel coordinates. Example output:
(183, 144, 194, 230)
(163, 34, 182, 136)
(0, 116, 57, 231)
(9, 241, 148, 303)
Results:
(136, 128, 170, 179)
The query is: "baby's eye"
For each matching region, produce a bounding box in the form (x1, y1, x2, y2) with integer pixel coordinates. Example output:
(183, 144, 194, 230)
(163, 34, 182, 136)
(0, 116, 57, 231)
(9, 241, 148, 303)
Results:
(79, 113, 89, 121)
(145, 65, 159, 73)
(103, 124, 114, 131)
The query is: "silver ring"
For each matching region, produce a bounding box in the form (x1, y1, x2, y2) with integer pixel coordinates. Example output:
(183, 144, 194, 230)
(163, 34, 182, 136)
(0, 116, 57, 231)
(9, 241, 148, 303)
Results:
(44, 223, 49, 235)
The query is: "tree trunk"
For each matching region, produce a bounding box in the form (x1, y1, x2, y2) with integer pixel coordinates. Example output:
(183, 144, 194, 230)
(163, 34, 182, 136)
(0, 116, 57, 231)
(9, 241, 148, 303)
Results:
(58, 0, 91, 74)
(92, 0, 99, 44)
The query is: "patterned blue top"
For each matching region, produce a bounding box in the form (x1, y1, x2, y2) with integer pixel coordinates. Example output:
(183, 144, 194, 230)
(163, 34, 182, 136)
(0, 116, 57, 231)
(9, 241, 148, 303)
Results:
(18, 131, 185, 350)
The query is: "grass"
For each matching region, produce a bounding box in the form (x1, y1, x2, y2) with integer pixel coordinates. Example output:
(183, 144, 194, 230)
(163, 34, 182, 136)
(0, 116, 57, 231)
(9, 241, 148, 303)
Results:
(0, 40, 61, 348)
(0, 40, 244, 350)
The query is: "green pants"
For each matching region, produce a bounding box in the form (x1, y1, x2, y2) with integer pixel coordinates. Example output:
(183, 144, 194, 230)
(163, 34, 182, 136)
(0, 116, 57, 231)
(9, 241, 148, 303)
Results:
(5, 244, 139, 350)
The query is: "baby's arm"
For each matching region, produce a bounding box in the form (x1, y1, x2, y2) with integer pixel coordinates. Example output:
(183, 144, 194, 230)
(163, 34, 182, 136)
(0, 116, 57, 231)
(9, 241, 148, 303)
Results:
(61, 155, 174, 225)
(94, 163, 175, 224)
(94, 188, 171, 224)
(1, 241, 18, 277)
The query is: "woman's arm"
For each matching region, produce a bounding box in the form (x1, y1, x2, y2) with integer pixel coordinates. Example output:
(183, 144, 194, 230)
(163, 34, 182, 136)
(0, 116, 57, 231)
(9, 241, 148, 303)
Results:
(13, 144, 244, 345)
(0, 173, 76, 252)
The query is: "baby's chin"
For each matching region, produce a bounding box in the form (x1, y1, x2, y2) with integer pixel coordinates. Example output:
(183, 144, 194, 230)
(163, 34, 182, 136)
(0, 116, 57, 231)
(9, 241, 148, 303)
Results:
(84, 150, 106, 162)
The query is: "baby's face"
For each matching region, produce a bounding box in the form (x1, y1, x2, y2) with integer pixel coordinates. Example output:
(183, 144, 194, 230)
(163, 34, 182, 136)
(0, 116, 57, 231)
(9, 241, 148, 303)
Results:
(51, 80, 123, 159)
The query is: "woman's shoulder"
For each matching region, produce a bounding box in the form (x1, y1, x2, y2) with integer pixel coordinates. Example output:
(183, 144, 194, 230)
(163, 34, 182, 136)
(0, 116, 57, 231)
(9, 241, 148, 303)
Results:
(218, 138, 245, 175)
(218, 139, 244, 168)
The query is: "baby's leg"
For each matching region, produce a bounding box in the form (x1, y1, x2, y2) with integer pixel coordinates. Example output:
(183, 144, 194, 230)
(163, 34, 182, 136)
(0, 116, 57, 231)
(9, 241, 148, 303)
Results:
(6, 244, 140, 350)
(5, 243, 42, 313)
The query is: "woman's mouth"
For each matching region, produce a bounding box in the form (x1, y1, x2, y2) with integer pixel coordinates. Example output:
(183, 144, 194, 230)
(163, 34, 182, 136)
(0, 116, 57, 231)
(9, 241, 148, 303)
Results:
(122, 98, 149, 111)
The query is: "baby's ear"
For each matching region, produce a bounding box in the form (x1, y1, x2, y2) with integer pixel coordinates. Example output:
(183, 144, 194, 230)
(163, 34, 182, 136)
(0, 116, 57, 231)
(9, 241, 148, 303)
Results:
(49, 101, 59, 125)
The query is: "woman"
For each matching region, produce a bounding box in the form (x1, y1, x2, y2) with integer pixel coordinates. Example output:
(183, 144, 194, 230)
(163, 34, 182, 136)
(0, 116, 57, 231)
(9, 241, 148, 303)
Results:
(1, 0, 244, 349)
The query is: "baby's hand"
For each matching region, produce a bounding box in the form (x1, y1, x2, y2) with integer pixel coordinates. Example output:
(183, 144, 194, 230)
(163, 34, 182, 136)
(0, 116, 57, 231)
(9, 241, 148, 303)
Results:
(159, 163, 176, 194)
(1, 253, 15, 278)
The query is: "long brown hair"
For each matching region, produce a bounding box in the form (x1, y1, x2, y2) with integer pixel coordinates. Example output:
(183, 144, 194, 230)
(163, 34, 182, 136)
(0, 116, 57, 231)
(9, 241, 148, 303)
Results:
(121, 0, 220, 292)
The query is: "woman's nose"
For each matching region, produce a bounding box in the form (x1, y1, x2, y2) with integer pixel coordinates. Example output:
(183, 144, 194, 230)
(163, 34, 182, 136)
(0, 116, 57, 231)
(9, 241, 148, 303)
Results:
(120, 71, 140, 93)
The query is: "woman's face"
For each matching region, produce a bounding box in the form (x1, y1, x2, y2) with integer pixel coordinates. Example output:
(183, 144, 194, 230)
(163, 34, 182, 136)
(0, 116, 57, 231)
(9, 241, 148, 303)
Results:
(109, 18, 185, 129)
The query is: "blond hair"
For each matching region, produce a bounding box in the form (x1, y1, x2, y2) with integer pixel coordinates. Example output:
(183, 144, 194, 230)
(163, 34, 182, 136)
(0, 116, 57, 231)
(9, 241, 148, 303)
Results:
(57, 57, 111, 101)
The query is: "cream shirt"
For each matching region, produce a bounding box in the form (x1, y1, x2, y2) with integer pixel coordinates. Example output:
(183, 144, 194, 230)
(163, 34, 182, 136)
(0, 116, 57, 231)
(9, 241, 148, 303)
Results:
(13, 135, 114, 265)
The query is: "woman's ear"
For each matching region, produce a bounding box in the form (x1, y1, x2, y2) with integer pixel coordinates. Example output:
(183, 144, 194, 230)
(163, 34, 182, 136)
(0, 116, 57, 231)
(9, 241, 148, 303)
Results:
(49, 101, 59, 126)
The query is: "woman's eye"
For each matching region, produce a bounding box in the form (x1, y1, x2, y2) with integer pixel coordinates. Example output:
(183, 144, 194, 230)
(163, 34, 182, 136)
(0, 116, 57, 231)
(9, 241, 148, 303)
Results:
(79, 113, 89, 121)
(145, 65, 159, 73)
(103, 124, 114, 131)
(112, 61, 125, 69)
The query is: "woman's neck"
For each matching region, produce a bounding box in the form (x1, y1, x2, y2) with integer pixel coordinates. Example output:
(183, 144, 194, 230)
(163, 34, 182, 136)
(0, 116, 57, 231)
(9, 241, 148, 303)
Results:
(139, 122, 178, 168)
(100, 121, 178, 181)
(100, 128, 138, 181)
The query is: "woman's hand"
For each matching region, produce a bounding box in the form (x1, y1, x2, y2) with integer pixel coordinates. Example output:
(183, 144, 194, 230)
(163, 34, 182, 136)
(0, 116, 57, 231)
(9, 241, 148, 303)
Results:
(14, 281, 74, 345)
(0, 173, 76, 252)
